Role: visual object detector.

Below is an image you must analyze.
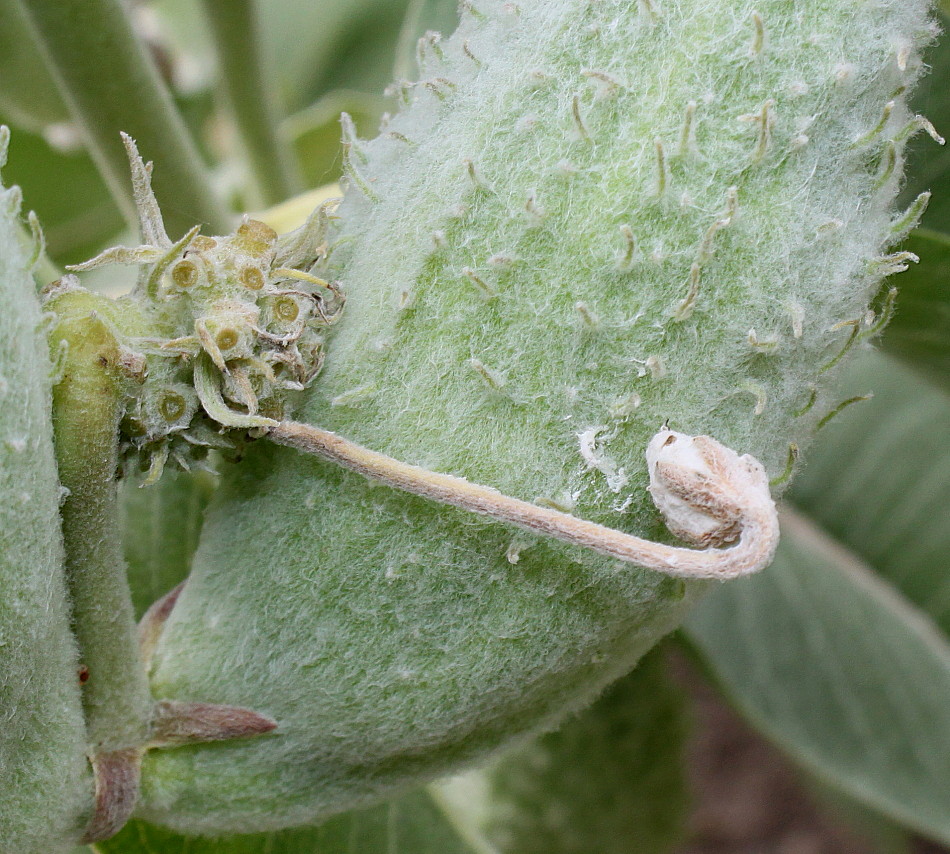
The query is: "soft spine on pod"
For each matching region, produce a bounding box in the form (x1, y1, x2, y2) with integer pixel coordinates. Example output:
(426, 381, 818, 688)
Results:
(138, 0, 939, 835)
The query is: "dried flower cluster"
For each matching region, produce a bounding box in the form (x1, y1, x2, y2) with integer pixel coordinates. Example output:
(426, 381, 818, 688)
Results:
(47, 135, 343, 483)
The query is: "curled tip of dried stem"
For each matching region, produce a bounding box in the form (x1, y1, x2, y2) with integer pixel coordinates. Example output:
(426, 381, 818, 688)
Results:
(268, 423, 779, 581)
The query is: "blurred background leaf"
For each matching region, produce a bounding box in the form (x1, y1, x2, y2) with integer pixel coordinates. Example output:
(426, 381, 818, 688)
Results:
(281, 90, 388, 189)
(120, 469, 216, 619)
(0, 128, 124, 266)
(790, 353, 950, 632)
(1, 0, 461, 270)
(685, 351, 950, 847)
(0, 0, 71, 130)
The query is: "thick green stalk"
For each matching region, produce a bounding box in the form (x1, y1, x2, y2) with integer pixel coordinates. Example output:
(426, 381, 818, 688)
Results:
(48, 289, 152, 755)
(200, 0, 301, 206)
(16, 0, 230, 237)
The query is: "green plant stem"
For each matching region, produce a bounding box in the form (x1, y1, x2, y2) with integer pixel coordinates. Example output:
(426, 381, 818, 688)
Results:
(16, 0, 230, 238)
(48, 290, 152, 754)
(200, 0, 302, 206)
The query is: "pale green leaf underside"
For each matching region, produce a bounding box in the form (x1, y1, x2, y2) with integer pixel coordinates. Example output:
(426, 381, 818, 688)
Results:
(789, 351, 950, 634)
(686, 351, 950, 844)
(95, 790, 487, 854)
(685, 506, 950, 844)
(120, 469, 214, 619)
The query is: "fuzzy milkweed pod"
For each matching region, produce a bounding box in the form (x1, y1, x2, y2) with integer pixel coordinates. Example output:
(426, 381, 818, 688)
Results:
(0, 132, 93, 852)
(139, 0, 939, 833)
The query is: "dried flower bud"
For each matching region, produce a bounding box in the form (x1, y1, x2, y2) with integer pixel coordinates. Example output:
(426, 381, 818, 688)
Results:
(58, 142, 344, 482)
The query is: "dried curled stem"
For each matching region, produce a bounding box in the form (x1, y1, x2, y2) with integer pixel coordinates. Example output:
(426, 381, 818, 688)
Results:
(268, 424, 779, 580)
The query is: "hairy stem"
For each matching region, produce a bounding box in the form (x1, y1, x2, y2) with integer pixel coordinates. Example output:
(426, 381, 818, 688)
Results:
(16, 0, 230, 237)
(269, 422, 780, 580)
(200, 0, 301, 206)
(47, 290, 153, 836)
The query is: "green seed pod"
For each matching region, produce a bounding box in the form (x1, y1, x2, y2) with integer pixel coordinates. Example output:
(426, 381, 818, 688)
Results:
(140, 0, 936, 834)
(0, 131, 92, 852)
